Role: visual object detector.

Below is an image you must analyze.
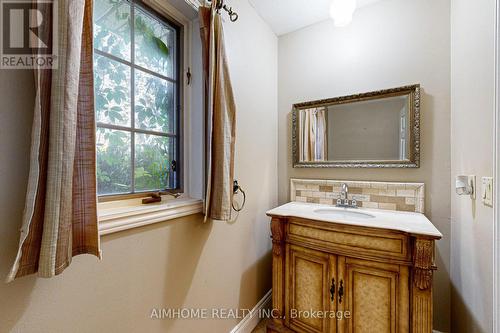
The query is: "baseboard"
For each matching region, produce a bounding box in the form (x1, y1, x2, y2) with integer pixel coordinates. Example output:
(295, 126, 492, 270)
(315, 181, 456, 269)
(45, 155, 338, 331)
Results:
(229, 290, 272, 333)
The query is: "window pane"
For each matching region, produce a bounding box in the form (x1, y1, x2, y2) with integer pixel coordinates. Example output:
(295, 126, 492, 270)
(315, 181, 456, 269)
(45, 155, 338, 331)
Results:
(135, 69, 175, 134)
(134, 7, 175, 78)
(94, 55, 131, 126)
(96, 128, 132, 195)
(94, 0, 131, 61)
(134, 133, 174, 192)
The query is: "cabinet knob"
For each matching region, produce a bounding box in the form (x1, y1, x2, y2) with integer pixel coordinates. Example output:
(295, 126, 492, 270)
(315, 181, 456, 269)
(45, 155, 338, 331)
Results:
(330, 278, 335, 301)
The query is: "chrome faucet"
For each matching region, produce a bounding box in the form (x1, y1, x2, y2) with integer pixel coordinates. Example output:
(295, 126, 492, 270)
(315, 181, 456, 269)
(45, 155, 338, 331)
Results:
(336, 183, 358, 208)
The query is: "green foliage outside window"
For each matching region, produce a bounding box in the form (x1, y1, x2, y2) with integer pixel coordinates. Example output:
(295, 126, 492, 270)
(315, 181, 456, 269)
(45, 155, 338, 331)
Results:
(93, 0, 179, 196)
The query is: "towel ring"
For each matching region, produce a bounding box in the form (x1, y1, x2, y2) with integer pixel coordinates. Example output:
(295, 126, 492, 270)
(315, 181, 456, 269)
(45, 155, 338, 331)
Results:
(232, 180, 246, 212)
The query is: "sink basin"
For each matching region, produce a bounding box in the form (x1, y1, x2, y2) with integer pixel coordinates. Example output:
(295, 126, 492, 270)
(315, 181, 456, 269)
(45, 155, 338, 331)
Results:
(313, 208, 375, 219)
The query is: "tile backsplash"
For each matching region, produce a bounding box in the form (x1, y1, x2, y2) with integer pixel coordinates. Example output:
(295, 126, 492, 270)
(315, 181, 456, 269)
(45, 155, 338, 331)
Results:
(290, 179, 424, 213)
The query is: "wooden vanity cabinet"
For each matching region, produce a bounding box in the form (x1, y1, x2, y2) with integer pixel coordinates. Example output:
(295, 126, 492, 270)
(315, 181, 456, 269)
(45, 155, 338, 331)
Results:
(285, 245, 333, 333)
(341, 257, 410, 333)
(267, 217, 439, 333)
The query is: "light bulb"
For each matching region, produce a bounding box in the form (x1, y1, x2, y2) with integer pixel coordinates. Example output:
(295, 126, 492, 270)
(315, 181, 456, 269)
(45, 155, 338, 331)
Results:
(330, 0, 357, 27)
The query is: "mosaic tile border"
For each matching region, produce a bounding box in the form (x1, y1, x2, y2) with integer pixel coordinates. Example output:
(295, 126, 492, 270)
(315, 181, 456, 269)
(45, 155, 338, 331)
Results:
(290, 178, 425, 213)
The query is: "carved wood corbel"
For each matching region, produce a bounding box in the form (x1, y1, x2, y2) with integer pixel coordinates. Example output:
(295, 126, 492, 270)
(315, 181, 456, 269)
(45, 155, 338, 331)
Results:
(413, 238, 435, 290)
(271, 218, 285, 256)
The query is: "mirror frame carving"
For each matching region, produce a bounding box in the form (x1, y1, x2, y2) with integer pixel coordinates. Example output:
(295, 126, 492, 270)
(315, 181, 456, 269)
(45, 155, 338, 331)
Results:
(292, 84, 421, 168)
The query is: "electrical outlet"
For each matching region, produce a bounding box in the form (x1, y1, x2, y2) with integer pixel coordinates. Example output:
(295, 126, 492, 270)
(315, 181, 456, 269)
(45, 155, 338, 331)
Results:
(481, 177, 493, 207)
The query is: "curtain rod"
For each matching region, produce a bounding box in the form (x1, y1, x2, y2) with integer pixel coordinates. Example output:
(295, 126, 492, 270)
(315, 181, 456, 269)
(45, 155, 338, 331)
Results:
(207, 0, 238, 22)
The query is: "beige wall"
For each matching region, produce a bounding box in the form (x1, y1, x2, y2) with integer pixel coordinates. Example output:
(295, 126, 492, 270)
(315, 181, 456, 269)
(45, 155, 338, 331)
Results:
(450, 0, 495, 332)
(0, 0, 278, 332)
(278, 0, 451, 330)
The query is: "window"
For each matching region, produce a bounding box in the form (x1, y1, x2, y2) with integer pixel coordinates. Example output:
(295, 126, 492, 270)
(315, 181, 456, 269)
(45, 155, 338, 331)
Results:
(93, 0, 181, 197)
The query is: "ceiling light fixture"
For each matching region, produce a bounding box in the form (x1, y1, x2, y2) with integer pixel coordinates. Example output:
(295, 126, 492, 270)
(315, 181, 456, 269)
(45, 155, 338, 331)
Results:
(330, 0, 357, 27)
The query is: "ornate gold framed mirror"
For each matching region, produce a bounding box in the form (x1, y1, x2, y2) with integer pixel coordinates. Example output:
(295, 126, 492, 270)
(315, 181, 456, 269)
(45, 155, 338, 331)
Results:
(292, 84, 420, 168)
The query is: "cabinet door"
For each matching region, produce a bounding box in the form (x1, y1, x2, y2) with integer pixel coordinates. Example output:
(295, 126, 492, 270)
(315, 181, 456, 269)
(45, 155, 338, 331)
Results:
(338, 257, 409, 333)
(286, 245, 336, 333)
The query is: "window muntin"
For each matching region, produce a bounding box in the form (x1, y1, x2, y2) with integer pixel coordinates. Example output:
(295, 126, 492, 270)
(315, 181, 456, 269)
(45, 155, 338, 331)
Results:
(93, 0, 181, 197)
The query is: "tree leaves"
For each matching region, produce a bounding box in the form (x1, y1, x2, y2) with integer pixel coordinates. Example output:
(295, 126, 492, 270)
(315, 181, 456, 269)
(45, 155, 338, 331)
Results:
(134, 15, 169, 57)
(94, 0, 176, 195)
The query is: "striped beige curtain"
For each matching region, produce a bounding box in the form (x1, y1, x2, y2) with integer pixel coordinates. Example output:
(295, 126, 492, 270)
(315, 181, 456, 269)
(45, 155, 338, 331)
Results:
(199, 1, 237, 221)
(299, 107, 328, 162)
(316, 108, 328, 160)
(7, 0, 100, 282)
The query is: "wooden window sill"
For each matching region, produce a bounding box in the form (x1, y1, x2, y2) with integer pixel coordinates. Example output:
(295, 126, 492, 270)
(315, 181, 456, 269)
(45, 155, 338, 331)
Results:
(98, 197, 204, 235)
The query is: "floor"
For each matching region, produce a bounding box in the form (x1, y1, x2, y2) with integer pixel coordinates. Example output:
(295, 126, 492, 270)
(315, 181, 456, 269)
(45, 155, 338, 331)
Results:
(251, 319, 268, 333)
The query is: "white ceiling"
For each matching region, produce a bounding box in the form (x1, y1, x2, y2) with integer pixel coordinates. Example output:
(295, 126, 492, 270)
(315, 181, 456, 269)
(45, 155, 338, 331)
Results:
(248, 0, 383, 36)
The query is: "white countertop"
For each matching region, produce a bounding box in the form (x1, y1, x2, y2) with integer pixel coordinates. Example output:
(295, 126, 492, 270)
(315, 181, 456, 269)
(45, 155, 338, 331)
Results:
(266, 202, 442, 238)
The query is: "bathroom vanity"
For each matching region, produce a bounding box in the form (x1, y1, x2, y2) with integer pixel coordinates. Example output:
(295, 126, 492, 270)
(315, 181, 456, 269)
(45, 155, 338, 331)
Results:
(280, 87, 438, 332)
(266, 202, 442, 333)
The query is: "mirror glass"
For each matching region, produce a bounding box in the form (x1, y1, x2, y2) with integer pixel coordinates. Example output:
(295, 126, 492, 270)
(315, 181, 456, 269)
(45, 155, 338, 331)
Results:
(293, 85, 420, 168)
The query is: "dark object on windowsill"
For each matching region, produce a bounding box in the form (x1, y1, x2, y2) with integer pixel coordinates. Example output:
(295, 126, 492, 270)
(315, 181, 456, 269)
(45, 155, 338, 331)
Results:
(142, 192, 181, 204)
